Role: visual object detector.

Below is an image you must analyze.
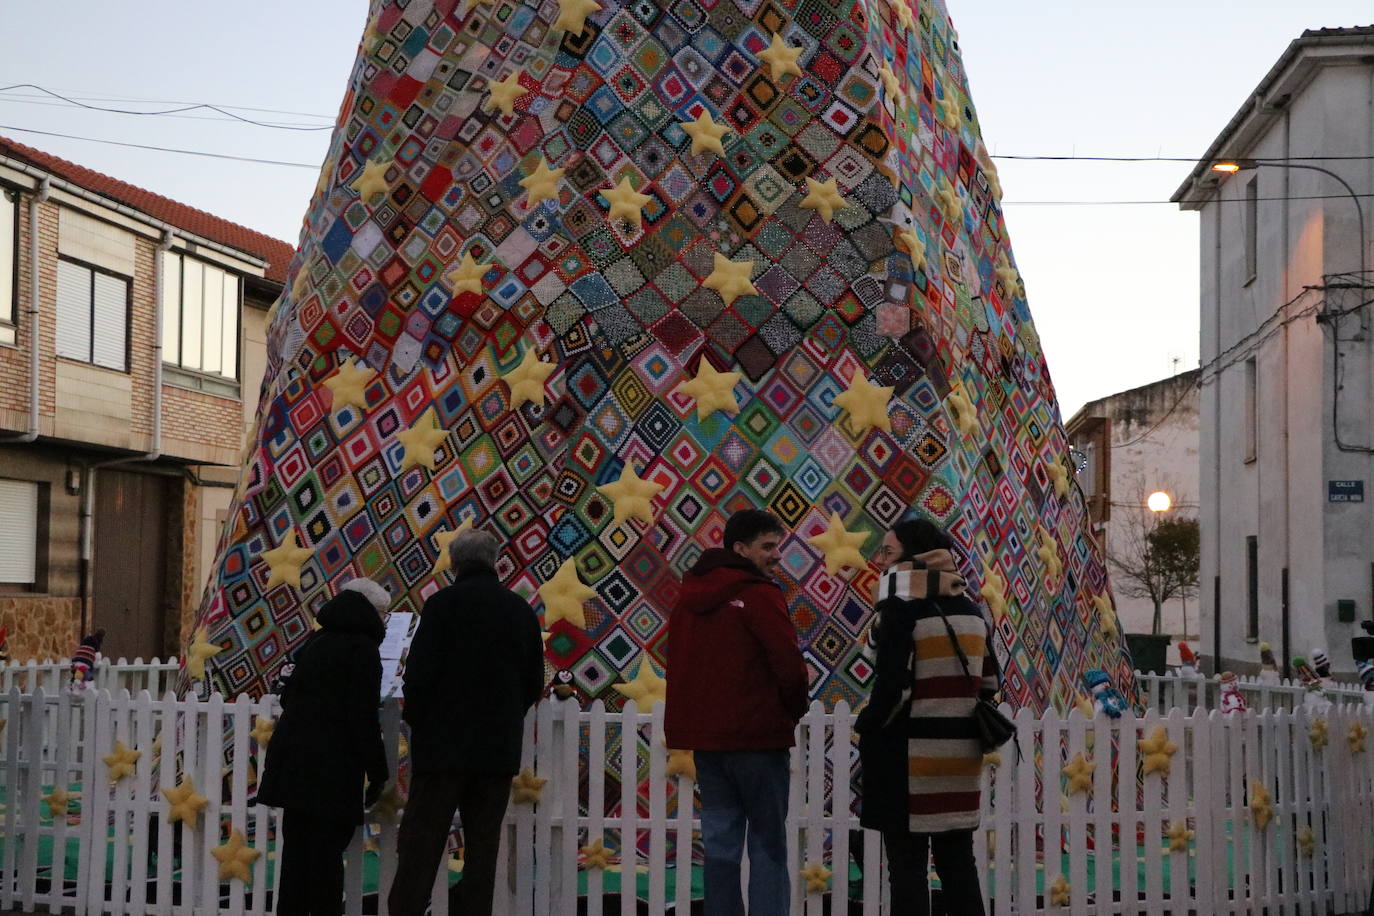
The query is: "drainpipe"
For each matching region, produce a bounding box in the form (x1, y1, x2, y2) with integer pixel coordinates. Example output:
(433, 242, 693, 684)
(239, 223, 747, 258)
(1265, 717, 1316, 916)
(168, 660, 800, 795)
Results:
(0, 179, 50, 443)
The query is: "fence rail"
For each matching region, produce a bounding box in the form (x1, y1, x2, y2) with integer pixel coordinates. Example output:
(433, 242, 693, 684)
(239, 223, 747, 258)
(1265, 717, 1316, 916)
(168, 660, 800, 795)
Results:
(0, 658, 180, 697)
(0, 687, 1372, 915)
(1135, 671, 1371, 714)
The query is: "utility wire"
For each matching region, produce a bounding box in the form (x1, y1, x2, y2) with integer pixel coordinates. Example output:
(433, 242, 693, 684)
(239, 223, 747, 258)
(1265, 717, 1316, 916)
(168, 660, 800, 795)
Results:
(0, 84, 333, 131)
(0, 125, 319, 169)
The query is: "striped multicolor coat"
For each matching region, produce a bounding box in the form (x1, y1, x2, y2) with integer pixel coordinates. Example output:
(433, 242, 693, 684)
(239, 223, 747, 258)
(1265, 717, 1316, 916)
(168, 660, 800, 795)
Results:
(856, 560, 999, 834)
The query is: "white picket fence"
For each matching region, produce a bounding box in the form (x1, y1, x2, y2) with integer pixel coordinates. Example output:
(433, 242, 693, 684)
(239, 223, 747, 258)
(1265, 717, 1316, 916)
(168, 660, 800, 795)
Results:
(1, 687, 1372, 915)
(0, 658, 180, 696)
(1136, 671, 1371, 714)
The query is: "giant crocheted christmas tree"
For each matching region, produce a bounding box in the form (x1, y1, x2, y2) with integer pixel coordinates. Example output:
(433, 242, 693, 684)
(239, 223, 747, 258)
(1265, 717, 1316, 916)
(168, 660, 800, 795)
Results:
(191, 0, 1132, 712)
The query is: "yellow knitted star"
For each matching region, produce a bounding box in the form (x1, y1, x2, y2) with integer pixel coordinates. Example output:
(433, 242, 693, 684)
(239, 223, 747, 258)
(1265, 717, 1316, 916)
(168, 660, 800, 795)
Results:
(164, 776, 209, 824)
(759, 32, 803, 80)
(895, 229, 926, 272)
(1349, 722, 1368, 754)
(519, 157, 565, 207)
(539, 558, 597, 629)
(878, 63, 901, 99)
(581, 837, 612, 870)
(554, 0, 602, 35)
(597, 464, 665, 525)
(1309, 717, 1329, 751)
(250, 716, 275, 748)
(1048, 874, 1070, 907)
(1166, 820, 1195, 853)
(502, 347, 556, 410)
(703, 253, 757, 305)
(212, 828, 261, 882)
(614, 656, 668, 709)
(511, 769, 547, 805)
(262, 530, 313, 591)
(893, 0, 916, 32)
(681, 111, 729, 156)
(1036, 527, 1063, 583)
(1297, 826, 1316, 857)
(1062, 753, 1095, 796)
(397, 409, 450, 471)
(103, 740, 141, 783)
(323, 358, 376, 413)
(667, 749, 696, 782)
(832, 372, 894, 434)
(431, 519, 475, 576)
(995, 250, 1021, 294)
(678, 361, 742, 419)
(800, 862, 831, 893)
(445, 252, 489, 296)
(1092, 593, 1117, 638)
(945, 384, 978, 436)
(602, 177, 653, 230)
(187, 626, 225, 679)
(484, 71, 527, 116)
(371, 782, 405, 824)
(807, 512, 870, 577)
(351, 157, 391, 201)
(937, 93, 962, 130)
(1045, 459, 1069, 497)
(935, 178, 962, 224)
(43, 786, 72, 817)
(980, 563, 1009, 618)
(1249, 780, 1274, 829)
(982, 751, 1001, 768)
(800, 177, 847, 223)
(1139, 727, 1179, 776)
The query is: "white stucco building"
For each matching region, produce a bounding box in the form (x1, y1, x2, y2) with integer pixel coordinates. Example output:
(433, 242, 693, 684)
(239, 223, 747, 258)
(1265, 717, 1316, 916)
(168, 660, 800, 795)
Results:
(1173, 26, 1374, 676)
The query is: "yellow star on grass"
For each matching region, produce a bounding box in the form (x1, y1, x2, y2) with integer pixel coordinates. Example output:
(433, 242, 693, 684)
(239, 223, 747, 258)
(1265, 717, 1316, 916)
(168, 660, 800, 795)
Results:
(878, 63, 901, 99)
(581, 837, 613, 870)
(807, 512, 870, 577)
(1045, 459, 1069, 497)
(431, 519, 476, 576)
(945, 384, 978, 436)
(1350, 722, 1368, 754)
(703, 253, 757, 305)
(323, 357, 376, 413)
(895, 229, 926, 272)
(1062, 753, 1095, 796)
(800, 177, 847, 223)
(833, 372, 894, 434)
(484, 71, 527, 116)
(1093, 593, 1118, 639)
(250, 716, 275, 748)
(602, 177, 653, 230)
(935, 177, 962, 224)
(350, 157, 391, 201)
(103, 740, 141, 783)
(1036, 527, 1063, 583)
(1297, 826, 1316, 857)
(597, 464, 665, 525)
(1309, 717, 1329, 751)
(519, 158, 565, 207)
(511, 768, 547, 805)
(397, 409, 450, 471)
(1139, 726, 1179, 776)
(503, 347, 557, 410)
(679, 361, 742, 419)
(980, 563, 1009, 618)
(212, 828, 261, 882)
(1249, 780, 1274, 829)
(667, 749, 696, 782)
(43, 786, 73, 817)
(614, 656, 668, 709)
(995, 250, 1021, 294)
(446, 252, 489, 296)
(800, 862, 831, 893)
(187, 626, 225, 679)
(164, 776, 208, 824)
(1166, 820, 1195, 853)
(554, 0, 602, 35)
(937, 93, 962, 130)
(1048, 875, 1070, 907)
(539, 558, 597, 629)
(681, 111, 729, 156)
(759, 32, 802, 80)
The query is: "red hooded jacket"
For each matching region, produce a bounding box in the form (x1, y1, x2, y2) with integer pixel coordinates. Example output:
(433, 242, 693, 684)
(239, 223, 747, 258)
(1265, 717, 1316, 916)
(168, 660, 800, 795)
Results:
(664, 549, 809, 750)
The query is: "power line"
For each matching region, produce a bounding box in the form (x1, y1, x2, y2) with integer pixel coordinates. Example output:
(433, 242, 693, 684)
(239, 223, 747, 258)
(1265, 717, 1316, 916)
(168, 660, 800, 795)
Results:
(0, 124, 319, 169)
(0, 84, 333, 131)
(0, 87, 333, 121)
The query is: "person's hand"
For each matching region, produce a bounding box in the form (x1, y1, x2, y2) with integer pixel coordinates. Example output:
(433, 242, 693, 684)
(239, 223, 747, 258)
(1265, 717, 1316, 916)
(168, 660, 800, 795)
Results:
(364, 778, 386, 809)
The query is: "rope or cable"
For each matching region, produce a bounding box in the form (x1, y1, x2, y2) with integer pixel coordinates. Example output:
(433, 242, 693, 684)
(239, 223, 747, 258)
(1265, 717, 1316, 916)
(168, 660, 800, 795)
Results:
(0, 84, 333, 131)
(0, 125, 318, 168)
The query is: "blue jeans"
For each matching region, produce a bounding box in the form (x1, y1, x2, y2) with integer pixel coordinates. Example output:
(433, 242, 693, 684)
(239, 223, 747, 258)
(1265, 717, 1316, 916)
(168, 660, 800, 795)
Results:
(695, 749, 790, 916)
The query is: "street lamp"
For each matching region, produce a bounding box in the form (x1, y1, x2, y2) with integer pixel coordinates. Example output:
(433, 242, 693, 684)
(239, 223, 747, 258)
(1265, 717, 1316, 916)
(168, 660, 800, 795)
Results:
(1147, 490, 1172, 513)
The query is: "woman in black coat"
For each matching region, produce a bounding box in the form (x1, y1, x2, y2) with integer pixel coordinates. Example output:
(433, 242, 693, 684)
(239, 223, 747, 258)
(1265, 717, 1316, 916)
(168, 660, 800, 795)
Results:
(256, 579, 391, 916)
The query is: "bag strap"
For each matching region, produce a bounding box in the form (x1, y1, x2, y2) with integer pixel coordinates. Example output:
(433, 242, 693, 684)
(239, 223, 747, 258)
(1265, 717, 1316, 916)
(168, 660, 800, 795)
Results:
(931, 599, 976, 683)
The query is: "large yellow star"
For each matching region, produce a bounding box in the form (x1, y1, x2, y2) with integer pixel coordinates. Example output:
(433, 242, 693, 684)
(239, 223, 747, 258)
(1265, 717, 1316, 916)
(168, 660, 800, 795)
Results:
(1093, 593, 1118, 639)
(1139, 726, 1179, 776)
(397, 409, 450, 471)
(503, 346, 557, 410)
(1309, 717, 1329, 750)
(554, 0, 602, 35)
(1048, 874, 1070, 907)
(602, 177, 653, 230)
(186, 626, 224, 680)
(351, 157, 391, 201)
(1297, 826, 1316, 857)
(511, 768, 547, 805)
(164, 776, 209, 824)
(597, 464, 665, 526)
(703, 253, 757, 305)
(878, 63, 901, 100)
(1036, 527, 1063, 583)
(1045, 459, 1069, 497)
(946, 384, 978, 437)
(937, 93, 962, 130)
(807, 512, 870, 577)
(581, 837, 612, 870)
(519, 158, 565, 207)
(103, 740, 141, 783)
(896, 229, 926, 272)
(1062, 753, 1095, 796)
(613, 656, 668, 709)
(1249, 780, 1274, 829)
(484, 71, 527, 116)
(681, 111, 729, 156)
(759, 32, 802, 80)
(800, 862, 832, 894)
(995, 250, 1020, 294)
(1166, 821, 1194, 853)
(832, 372, 894, 434)
(678, 361, 742, 419)
(250, 716, 275, 748)
(262, 530, 313, 590)
(431, 518, 476, 576)
(980, 563, 1009, 618)
(371, 782, 405, 824)
(935, 177, 962, 224)
(323, 357, 376, 413)
(212, 828, 261, 882)
(446, 252, 489, 296)
(539, 558, 597, 629)
(43, 786, 73, 817)
(800, 177, 847, 223)
(1350, 722, 1369, 754)
(666, 748, 696, 782)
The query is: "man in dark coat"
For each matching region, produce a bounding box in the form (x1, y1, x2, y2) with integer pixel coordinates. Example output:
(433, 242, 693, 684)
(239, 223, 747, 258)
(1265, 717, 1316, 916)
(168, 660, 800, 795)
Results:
(256, 578, 390, 916)
(388, 529, 545, 916)
(664, 509, 808, 916)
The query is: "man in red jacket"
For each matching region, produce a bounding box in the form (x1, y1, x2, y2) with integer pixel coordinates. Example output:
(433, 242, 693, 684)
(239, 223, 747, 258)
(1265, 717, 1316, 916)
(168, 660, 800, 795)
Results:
(665, 509, 808, 916)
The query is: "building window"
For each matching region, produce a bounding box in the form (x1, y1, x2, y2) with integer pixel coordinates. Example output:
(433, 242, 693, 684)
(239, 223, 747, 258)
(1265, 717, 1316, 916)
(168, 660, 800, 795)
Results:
(161, 252, 241, 380)
(1246, 534, 1259, 640)
(55, 258, 129, 371)
(1244, 177, 1258, 283)
(0, 479, 40, 590)
(1244, 357, 1257, 462)
(0, 188, 17, 346)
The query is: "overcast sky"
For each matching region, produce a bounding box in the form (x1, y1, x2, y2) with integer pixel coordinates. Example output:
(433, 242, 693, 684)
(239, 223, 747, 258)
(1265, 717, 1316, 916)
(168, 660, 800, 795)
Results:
(2, 1, 1370, 416)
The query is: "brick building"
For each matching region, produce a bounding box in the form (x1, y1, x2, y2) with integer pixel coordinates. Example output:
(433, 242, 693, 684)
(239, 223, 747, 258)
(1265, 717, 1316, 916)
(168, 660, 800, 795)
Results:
(0, 137, 292, 662)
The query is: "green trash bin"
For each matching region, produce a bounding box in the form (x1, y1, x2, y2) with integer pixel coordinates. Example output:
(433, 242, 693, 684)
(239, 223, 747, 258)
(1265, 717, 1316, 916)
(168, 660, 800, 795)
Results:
(1125, 633, 1171, 675)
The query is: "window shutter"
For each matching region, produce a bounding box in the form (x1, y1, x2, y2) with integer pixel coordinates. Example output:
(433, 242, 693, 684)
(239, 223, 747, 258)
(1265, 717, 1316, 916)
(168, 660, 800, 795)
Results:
(0, 480, 38, 584)
(91, 272, 128, 370)
(55, 260, 92, 361)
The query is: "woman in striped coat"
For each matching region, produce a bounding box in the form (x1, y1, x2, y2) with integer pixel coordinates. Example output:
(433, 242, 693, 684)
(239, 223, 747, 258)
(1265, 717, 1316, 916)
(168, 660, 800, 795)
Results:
(855, 519, 999, 916)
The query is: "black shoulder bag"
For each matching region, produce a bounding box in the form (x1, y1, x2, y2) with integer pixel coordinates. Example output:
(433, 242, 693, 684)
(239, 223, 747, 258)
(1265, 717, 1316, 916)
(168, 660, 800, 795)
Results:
(932, 601, 1016, 753)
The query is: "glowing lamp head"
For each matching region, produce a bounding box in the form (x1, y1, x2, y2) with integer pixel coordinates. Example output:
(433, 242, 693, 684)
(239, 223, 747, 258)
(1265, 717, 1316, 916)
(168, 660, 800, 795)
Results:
(1211, 162, 1242, 174)
(1147, 491, 1172, 513)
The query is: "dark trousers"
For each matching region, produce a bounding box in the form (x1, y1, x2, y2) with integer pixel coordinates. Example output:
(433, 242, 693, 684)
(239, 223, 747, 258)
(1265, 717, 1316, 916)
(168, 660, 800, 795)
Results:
(881, 828, 985, 916)
(695, 750, 790, 916)
(277, 808, 357, 916)
(387, 771, 511, 916)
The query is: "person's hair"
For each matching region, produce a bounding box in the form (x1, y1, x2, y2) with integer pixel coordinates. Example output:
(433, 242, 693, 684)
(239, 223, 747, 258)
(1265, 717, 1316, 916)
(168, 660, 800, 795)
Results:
(340, 578, 391, 613)
(889, 517, 954, 562)
(449, 529, 500, 573)
(723, 509, 785, 548)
